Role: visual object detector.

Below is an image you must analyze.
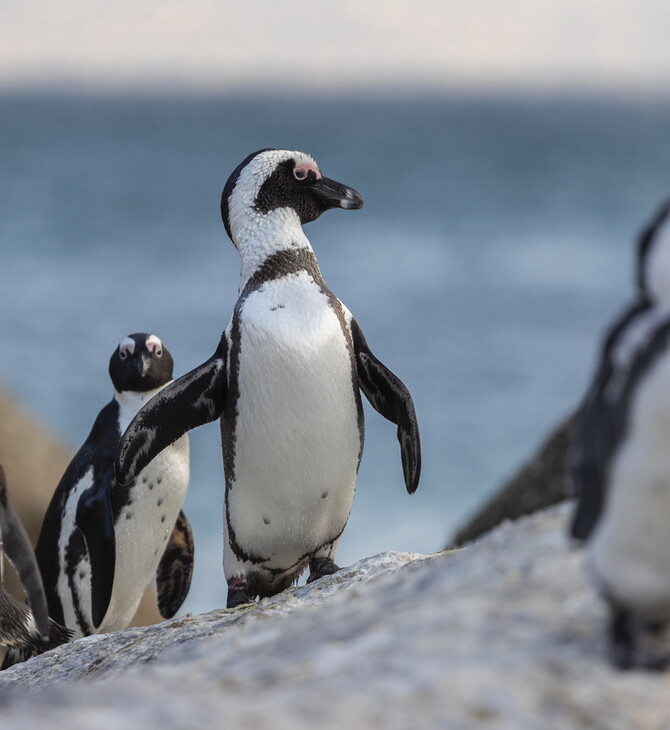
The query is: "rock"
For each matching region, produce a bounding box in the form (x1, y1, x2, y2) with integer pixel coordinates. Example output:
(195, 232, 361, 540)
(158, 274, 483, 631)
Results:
(0, 503, 668, 729)
(450, 405, 582, 546)
(0, 386, 160, 628)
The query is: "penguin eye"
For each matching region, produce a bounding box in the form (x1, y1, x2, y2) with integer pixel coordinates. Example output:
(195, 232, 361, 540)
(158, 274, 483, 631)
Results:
(119, 349, 128, 361)
(293, 162, 322, 182)
(154, 347, 163, 358)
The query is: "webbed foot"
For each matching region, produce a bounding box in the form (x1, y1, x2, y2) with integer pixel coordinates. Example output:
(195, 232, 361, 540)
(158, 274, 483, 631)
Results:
(306, 557, 340, 584)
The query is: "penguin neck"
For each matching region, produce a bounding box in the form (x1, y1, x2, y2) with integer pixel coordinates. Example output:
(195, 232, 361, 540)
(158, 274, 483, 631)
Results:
(113, 383, 172, 428)
(233, 208, 315, 291)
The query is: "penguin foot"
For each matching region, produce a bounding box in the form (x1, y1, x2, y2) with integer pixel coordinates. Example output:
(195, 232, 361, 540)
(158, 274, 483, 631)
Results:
(226, 577, 251, 609)
(608, 607, 670, 671)
(306, 557, 340, 584)
(609, 606, 635, 670)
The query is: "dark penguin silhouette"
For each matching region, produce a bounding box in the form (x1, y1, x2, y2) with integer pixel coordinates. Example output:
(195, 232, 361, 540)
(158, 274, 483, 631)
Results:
(0, 464, 70, 664)
(32, 333, 193, 642)
(571, 200, 670, 670)
(116, 149, 421, 609)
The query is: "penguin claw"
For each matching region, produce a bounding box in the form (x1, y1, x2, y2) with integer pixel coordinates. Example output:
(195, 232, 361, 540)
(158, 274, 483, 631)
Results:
(306, 557, 340, 584)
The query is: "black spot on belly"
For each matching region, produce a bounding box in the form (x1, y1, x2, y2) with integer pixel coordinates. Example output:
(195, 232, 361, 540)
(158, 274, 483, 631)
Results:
(149, 483, 154, 490)
(269, 304, 285, 311)
(322, 491, 329, 499)
(125, 512, 132, 520)
(157, 497, 164, 507)
(263, 516, 271, 525)
(161, 515, 166, 523)
(79, 571, 85, 581)
(142, 476, 148, 485)
(157, 478, 162, 485)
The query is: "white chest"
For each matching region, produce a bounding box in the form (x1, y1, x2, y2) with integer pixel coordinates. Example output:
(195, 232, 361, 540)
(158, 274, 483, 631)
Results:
(58, 387, 190, 636)
(589, 350, 670, 619)
(227, 274, 361, 563)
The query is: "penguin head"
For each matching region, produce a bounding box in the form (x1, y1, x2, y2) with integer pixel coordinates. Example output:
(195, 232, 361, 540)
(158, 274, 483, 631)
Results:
(220, 149, 363, 246)
(108, 333, 174, 393)
(637, 199, 670, 304)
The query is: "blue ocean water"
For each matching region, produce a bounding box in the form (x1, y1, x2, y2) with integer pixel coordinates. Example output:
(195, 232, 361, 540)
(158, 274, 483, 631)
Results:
(2, 91, 670, 614)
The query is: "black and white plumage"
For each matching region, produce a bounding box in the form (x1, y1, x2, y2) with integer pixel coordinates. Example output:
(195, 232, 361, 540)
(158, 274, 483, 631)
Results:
(571, 200, 670, 669)
(117, 149, 421, 608)
(34, 334, 193, 641)
(0, 465, 70, 663)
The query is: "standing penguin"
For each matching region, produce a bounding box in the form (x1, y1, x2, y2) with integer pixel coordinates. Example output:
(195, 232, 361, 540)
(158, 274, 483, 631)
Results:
(34, 333, 194, 641)
(0, 464, 70, 662)
(571, 200, 670, 669)
(116, 149, 421, 608)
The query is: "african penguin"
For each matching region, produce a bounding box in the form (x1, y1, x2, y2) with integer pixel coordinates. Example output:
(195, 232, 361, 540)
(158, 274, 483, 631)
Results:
(33, 334, 194, 643)
(116, 149, 421, 608)
(571, 199, 670, 669)
(0, 464, 70, 666)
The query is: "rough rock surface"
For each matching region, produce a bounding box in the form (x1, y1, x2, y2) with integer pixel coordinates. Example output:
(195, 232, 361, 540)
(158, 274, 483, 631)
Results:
(0, 386, 160, 628)
(0, 504, 668, 730)
(451, 406, 581, 546)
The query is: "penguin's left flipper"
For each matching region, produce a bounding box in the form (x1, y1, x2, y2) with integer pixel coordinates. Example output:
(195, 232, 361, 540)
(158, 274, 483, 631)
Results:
(351, 319, 421, 494)
(75, 464, 116, 629)
(0, 465, 50, 640)
(116, 337, 228, 487)
(156, 510, 194, 619)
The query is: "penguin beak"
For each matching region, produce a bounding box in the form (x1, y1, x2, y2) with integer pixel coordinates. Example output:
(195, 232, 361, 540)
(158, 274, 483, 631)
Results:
(311, 177, 364, 211)
(140, 353, 151, 377)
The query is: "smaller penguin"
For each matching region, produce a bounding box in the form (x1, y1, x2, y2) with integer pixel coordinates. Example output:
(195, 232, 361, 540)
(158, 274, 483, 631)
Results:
(33, 333, 193, 643)
(0, 464, 70, 662)
(572, 200, 670, 669)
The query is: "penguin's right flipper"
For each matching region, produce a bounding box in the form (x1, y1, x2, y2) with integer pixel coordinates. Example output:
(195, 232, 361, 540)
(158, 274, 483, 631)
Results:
(0, 465, 50, 640)
(156, 510, 194, 619)
(116, 337, 228, 486)
(571, 386, 614, 540)
(571, 301, 651, 541)
(75, 463, 116, 629)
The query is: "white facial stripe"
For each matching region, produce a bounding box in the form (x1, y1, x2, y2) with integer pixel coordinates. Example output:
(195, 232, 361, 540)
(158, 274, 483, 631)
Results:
(119, 336, 135, 356)
(145, 334, 163, 353)
(294, 162, 322, 180)
(228, 149, 318, 226)
(226, 149, 320, 285)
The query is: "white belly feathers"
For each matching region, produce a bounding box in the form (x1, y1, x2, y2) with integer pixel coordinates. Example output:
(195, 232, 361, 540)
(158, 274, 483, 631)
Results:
(229, 272, 360, 565)
(589, 351, 670, 619)
(58, 391, 190, 637)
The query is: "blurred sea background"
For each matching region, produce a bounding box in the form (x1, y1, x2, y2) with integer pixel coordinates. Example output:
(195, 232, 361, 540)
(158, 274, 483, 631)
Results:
(2, 2, 670, 615)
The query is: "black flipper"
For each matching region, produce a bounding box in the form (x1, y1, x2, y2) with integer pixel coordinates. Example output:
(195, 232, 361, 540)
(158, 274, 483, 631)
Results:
(350, 319, 421, 494)
(571, 302, 650, 540)
(0, 465, 50, 640)
(156, 510, 194, 619)
(116, 338, 228, 487)
(75, 464, 116, 629)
